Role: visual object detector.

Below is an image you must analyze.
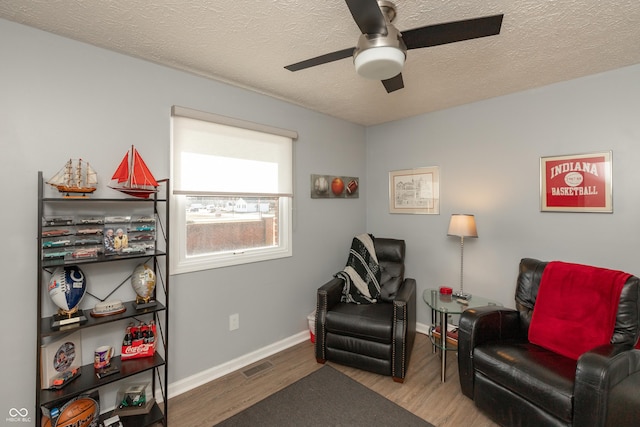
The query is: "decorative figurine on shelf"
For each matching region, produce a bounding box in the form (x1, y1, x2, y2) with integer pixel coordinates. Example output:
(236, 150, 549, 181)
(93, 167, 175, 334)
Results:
(90, 300, 126, 318)
(48, 266, 88, 328)
(131, 264, 156, 308)
(109, 145, 158, 199)
(47, 158, 97, 198)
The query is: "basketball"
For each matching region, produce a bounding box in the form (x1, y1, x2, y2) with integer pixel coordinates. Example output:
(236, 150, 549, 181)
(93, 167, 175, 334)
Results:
(55, 397, 98, 427)
(41, 416, 51, 427)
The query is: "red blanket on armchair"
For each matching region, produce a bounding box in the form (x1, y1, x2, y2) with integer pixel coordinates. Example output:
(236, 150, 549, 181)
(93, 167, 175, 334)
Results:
(528, 261, 630, 360)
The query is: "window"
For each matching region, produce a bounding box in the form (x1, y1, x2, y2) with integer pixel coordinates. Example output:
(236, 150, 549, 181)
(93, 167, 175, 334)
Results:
(170, 106, 297, 274)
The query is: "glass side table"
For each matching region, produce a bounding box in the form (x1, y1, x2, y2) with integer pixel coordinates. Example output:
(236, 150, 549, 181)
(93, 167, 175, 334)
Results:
(423, 289, 501, 382)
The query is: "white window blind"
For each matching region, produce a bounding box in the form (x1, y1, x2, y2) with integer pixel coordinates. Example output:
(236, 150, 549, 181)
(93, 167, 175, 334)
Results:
(171, 106, 296, 197)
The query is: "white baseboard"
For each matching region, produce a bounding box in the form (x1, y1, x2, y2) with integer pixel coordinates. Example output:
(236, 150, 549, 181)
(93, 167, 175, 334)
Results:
(168, 331, 309, 399)
(416, 321, 429, 336)
(167, 323, 431, 400)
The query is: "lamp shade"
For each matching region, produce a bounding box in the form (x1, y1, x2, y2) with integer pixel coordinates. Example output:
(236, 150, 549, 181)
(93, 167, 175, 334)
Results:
(354, 46, 405, 80)
(447, 214, 478, 238)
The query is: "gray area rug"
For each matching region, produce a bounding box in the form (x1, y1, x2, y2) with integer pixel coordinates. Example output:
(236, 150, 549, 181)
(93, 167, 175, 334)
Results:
(214, 365, 434, 426)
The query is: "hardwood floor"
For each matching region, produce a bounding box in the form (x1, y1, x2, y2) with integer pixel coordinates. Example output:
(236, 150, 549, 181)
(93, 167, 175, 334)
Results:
(167, 333, 499, 426)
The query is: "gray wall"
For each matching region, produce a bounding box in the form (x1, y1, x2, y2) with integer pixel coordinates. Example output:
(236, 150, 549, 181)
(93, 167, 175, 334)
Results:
(3, 14, 640, 424)
(0, 19, 366, 420)
(366, 64, 640, 324)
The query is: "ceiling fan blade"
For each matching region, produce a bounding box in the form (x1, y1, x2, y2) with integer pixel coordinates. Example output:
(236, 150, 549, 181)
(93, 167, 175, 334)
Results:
(381, 73, 404, 93)
(345, 0, 388, 35)
(285, 47, 355, 72)
(402, 14, 504, 50)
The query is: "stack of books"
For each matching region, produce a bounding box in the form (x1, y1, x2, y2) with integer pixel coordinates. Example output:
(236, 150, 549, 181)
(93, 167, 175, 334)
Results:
(432, 325, 459, 347)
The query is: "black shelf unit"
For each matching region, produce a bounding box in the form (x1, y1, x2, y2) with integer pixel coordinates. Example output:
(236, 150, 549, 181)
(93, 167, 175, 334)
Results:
(42, 250, 167, 269)
(36, 172, 170, 426)
(40, 301, 166, 339)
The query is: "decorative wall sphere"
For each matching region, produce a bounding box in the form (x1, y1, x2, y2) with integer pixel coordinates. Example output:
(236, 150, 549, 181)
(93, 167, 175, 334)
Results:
(331, 177, 345, 195)
(346, 179, 358, 194)
(314, 176, 328, 195)
(48, 266, 86, 316)
(131, 264, 156, 303)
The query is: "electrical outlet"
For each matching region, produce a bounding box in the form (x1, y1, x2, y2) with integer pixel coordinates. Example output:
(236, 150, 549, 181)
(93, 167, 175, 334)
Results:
(229, 313, 239, 331)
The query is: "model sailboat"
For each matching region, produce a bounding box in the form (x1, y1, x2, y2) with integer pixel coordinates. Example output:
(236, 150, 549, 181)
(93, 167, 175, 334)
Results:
(109, 145, 158, 198)
(47, 159, 97, 197)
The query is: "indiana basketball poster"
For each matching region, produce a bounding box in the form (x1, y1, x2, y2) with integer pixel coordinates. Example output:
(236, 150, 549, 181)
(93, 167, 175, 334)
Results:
(540, 151, 612, 213)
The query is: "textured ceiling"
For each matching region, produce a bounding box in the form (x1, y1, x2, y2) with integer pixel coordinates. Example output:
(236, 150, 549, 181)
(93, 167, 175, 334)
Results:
(1, 1, 639, 126)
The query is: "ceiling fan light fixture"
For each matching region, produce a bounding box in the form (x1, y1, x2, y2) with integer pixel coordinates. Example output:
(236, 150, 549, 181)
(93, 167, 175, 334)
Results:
(354, 46, 405, 80)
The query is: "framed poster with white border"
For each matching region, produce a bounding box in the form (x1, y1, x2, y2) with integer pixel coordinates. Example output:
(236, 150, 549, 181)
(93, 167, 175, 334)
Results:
(389, 167, 440, 214)
(540, 151, 612, 213)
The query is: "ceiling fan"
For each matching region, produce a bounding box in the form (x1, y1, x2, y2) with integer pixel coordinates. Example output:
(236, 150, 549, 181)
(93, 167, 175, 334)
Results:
(284, 0, 504, 93)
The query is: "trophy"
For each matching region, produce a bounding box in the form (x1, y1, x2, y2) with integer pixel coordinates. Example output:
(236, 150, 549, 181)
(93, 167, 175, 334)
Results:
(49, 266, 88, 328)
(131, 264, 156, 309)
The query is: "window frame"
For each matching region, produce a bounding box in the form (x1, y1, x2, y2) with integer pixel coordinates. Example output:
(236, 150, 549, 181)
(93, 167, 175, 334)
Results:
(170, 106, 296, 274)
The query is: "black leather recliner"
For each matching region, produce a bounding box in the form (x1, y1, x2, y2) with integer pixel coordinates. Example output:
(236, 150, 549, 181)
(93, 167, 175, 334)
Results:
(458, 258, 640, 427)
(315, 238, 416, 382)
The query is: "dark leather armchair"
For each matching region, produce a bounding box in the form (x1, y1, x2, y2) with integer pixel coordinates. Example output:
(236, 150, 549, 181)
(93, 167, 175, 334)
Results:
(315, 238, 416, 382)
(458, 258, 640, 427)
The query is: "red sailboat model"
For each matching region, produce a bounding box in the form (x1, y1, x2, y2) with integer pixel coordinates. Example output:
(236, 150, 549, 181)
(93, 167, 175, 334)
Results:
(109, 146, 158, 198)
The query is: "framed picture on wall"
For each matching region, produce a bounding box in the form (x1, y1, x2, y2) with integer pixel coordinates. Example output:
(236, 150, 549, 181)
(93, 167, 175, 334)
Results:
(540, 151, 612, 213)
(310, 174, 359, 198)
(389, 167, 440, 214)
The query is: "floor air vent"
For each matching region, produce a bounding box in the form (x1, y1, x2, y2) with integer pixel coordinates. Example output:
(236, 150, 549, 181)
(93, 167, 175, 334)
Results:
(241, 361, 273, 379)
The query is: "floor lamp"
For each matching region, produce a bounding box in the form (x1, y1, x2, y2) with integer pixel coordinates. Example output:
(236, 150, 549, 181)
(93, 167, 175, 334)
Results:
(447, 214, 478, 299)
